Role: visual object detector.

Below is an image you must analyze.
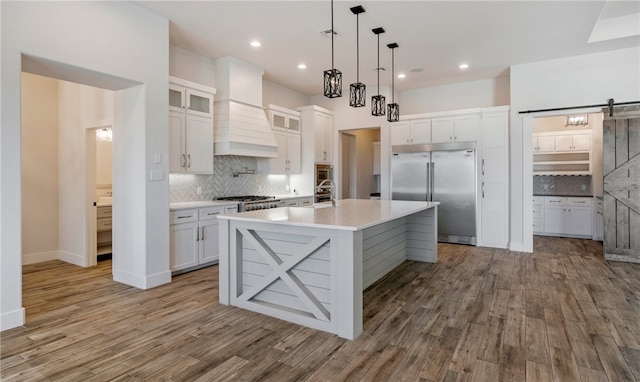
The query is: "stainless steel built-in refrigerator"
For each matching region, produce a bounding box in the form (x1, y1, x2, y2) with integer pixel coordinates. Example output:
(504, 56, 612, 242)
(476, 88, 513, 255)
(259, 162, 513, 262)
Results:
(392, 142, 477, 245)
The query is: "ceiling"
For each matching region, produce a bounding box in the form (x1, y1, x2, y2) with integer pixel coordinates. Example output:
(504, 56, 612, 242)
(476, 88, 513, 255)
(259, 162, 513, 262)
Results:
(136, 1, 640, 96)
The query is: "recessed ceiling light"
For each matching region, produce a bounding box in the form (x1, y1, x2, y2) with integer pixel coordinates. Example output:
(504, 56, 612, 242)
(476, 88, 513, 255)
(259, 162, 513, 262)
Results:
(459, 63, 469, 69)
(298, 64, 307, 69)
(397, 73, 406, 79)
(250, 41, 261, 47)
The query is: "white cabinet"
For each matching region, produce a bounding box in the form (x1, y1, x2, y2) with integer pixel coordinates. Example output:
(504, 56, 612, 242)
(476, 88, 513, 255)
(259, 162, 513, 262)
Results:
(170, 204, 237, 273)
(431, 115, 478, 143)
(97, 206, 112, 255)
(258, 106, 301, 174)
(372, 142, 381, 175)
(315, 112, 333, 163)
(533, 136, 555, 152)
(540, 197, 592, 238)
(533, 131, 592, 175)
(390, 119, 431, 146)
(532, 197, 544, 234)
(282, 196, 313, 207)
(555, 134, 591, 151)
(169, 77, 216, 174)
(479, 109, 509, 249)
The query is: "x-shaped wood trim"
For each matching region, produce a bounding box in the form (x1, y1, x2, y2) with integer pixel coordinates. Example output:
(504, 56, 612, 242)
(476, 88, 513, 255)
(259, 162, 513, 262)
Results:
(237, 228, 331, 321)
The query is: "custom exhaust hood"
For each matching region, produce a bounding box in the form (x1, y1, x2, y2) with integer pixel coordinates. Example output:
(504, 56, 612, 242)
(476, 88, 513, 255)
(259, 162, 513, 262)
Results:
(213, 57, 278, 158)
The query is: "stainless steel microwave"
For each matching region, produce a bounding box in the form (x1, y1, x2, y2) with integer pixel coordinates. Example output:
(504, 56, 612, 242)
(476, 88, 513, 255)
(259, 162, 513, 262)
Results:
(316, 164, 332, 185)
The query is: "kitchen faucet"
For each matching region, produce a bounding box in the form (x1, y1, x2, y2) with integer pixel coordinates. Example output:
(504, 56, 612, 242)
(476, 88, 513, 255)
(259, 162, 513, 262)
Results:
(316, 179, 336, 207)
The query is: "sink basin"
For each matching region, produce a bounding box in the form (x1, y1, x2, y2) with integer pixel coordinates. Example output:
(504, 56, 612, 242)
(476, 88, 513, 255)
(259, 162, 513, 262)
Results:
(98, 196, 112, 203)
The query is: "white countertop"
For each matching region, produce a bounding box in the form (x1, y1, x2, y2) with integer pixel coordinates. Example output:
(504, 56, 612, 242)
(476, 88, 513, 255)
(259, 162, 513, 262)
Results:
(170, 201, 239, 210)
(273, 194, 313, 200)
(218, 199, 439, 231)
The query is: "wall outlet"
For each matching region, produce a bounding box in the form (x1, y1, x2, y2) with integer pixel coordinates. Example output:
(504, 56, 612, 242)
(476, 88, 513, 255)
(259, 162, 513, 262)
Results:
(197, 186, 202, 195)
(150, 169, 164, 181)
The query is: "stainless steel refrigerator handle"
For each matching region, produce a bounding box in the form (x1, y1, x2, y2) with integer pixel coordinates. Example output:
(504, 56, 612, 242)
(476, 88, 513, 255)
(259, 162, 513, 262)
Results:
(426, 163, 430, 201)
(482, 159, 485, 175)
(430, 162, 435, 201)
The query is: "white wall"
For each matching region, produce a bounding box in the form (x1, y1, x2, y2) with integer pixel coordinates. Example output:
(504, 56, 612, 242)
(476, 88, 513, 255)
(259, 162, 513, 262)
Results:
(510, 47, 640, 252)
(263, 80, 310, 110)
(400, 77, 510, 114)
(1, 1, 170, 330)
(21, 73, 59, 263)
(96, 139, 113, 186)
(169, 45, 216, 88)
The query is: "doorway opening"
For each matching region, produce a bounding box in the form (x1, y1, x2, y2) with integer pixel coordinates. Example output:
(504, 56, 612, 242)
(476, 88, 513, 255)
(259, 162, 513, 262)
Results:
(339, 128, 381, 200)
(526, 110, 604, 248)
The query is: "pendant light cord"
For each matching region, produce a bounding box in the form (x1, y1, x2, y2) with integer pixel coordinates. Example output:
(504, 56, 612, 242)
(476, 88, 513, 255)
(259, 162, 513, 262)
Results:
(377, 33, 380, 95)
(391, 48, 394, 103)
(331, 0, 334, 70)
(356, 14, 359, 82)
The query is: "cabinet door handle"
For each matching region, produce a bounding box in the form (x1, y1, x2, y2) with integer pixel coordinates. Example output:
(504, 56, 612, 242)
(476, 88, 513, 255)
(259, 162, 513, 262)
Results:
(482, 182, 485, 198)
(196, 227, 200, 241)
(201, 226, 204, 240)
(482, 159, 485, 176)
(187, 154, 191, 168)
(181, 154, 186, 168)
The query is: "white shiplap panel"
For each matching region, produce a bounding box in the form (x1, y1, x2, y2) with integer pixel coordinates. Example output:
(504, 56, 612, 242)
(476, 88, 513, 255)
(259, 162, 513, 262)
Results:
(252, 289, 330, 316)
(242, 249, 331, 275)
(243, 276, 331, 304)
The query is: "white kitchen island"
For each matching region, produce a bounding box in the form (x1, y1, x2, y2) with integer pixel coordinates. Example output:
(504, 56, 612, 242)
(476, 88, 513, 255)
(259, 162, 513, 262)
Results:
(218, 199, 439, 340)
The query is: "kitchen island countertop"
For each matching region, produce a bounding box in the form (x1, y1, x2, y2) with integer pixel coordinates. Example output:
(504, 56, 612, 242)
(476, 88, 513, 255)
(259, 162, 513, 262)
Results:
(218, 199, 439, 231)
(169, 201, 239, 210)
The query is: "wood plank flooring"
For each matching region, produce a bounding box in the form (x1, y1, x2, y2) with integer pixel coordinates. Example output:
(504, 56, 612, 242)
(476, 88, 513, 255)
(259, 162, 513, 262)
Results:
(2, 236, 640, 381)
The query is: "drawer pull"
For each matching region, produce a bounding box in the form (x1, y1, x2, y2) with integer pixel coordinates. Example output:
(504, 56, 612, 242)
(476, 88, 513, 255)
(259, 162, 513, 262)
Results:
(177, 215, 192, 219)
(103, 222, 112, 226)
(207, 212, 220, 215)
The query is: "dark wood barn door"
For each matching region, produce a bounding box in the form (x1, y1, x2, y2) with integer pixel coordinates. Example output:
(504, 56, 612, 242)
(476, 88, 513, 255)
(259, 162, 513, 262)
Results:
(603, 106, 640, 262)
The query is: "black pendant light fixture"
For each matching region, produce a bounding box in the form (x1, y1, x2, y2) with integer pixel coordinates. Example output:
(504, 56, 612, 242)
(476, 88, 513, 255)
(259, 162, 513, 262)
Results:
(349, 5, 366, 108)
(387, 43, 399, 122)
(371, 27, 386, 116)
(323, 0, 342, 98)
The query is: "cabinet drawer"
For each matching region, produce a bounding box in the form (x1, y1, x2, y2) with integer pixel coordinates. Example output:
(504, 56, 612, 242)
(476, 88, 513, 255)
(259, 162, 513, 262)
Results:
(298, 197, 313, 206)
(97, 206, 112, 218)
(199, 206, 225, 221)
(170, 209, 198, 224)
(545, 197, 565, 205)
(97, 218, 112, 231)
(567, 197, 592, 206)
(284, 199, 300, 207)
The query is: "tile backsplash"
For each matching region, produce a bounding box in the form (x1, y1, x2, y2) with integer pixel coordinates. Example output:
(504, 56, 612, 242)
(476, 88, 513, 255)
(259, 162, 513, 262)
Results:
(533, 175, 592, 196)
(170, 155, 290, 202)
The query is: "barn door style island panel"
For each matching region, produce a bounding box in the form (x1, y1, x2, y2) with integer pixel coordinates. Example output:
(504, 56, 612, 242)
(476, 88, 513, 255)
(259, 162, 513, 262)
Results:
(218, 199, 439, 340)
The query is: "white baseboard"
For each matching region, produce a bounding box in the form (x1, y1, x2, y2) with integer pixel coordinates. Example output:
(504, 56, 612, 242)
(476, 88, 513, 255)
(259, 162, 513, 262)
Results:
(0, 308, 25, 331)
(113, 268, 171, 290)
(22, 250, 58, 265)
(58, 250, 87, 267)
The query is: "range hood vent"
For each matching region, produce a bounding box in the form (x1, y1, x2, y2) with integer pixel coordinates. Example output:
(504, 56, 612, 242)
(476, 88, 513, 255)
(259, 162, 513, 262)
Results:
(214, 100, 277, 157)
(213, 57, 278, 158)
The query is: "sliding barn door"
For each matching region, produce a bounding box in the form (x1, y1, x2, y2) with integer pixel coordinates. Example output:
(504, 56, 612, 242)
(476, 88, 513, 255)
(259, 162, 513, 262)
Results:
(603, 106, 640, 262)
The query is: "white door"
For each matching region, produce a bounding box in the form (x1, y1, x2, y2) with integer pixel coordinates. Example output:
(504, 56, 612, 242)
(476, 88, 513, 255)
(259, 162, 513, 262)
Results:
(411, 119, 432, 144)
(431, 117, 453, 143)
(453, 115, 478, 142)
(271, 131, 287, 174)
(572, 134, 592, 151)
(537, 136, 555, 152)
(199, 220, 220, 264)
(568, 206, 592, 236)
(390, 121, 412, 145)
(287, 133, 301, 173)
(184, 115, 213, 173)
(544, 205, 565, 234)
(170, 222, 198, 271)
(169, 111, 185, 173)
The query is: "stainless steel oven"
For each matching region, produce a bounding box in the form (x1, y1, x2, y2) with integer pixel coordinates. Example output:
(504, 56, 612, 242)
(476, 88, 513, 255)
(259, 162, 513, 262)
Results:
(315, 164, 333, 203)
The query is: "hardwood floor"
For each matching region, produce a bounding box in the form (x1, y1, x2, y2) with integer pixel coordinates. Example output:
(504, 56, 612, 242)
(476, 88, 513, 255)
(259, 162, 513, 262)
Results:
(2, 236, 640, 381)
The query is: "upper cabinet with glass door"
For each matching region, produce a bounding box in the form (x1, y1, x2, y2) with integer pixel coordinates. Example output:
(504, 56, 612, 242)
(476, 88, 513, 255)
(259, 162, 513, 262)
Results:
(169, 78, 214, 118)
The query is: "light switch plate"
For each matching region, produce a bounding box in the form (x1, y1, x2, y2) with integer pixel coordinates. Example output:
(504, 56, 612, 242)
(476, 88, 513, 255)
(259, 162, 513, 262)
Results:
(150, 170, 164, 181)
(154, 153, 161, 164)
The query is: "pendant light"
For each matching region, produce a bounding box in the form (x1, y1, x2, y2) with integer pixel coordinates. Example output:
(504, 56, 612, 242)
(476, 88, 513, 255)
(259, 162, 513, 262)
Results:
(387, 43, 399, 122)
(371, 27, 385, 116)
(323, 0, 342, 98)
(349, 5, 366, 108)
